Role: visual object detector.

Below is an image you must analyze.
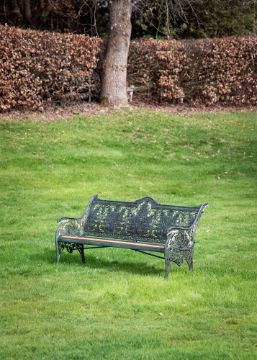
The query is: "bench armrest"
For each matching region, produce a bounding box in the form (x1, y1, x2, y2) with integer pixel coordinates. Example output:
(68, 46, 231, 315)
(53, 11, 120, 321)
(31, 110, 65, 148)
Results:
(166, 227, 194, 250)
(55, 217, 82, 240)
(165, 227, 195, 266)
(57, 216, 79, 223)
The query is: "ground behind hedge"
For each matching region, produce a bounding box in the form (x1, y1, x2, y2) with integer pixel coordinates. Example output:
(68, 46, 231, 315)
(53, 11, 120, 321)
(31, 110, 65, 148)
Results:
(0, 109, 257, 359)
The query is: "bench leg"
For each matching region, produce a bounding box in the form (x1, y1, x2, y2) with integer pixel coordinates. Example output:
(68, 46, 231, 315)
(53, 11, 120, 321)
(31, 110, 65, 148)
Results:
(78, 245, 85, 264)
(56, 242, 62, 263)
(186, 257, 193, 271)
(164, 257, 171, 279)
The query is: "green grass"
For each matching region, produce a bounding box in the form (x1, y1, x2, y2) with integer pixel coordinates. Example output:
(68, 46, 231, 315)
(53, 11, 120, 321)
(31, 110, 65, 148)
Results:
(0, 109, 257, 359)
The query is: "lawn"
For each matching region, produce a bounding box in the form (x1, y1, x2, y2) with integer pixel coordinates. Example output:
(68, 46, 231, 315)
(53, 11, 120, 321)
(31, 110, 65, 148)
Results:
(0, 109, 257, 359)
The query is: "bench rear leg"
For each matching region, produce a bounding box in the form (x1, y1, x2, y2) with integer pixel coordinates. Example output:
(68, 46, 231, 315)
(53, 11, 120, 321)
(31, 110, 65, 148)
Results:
(78, 245, 85, 263)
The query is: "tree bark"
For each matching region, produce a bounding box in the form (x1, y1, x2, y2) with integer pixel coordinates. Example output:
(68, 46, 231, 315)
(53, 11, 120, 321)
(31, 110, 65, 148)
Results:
(22, 0, 32, 22)
(100, 0, 132, 107)
(10, 0, 22, 18)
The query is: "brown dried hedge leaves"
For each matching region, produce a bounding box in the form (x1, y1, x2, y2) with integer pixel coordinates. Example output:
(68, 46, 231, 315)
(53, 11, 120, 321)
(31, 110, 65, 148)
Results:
(0, 25, 256, 111)
(0, 25, 101, 111)
(128, 37, 257, 106)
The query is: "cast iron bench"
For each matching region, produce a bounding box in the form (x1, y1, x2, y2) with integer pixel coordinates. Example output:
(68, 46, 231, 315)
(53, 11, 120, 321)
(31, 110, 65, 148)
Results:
(55, 195, 208, 277)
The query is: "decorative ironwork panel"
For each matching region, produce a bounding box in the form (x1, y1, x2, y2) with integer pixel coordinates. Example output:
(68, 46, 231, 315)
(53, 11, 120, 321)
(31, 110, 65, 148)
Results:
(82, 196, 201, 243)
(165, 228, 194, 266)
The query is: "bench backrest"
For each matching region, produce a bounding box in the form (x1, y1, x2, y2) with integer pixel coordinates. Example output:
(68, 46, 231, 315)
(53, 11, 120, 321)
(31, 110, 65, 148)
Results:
(81, 195, 207, 244)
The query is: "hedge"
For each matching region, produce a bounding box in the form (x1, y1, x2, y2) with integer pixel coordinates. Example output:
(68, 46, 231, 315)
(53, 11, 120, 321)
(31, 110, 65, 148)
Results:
(0, 25, 256, 111)
(0, 25, 101, 111)
(128, 36, 257, 106)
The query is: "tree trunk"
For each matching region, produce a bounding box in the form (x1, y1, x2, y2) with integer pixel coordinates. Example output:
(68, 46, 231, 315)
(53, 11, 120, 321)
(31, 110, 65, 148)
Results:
(22, 0, 32, 22)
(10, 0, 22, 18)
(100, 0, 132, 107)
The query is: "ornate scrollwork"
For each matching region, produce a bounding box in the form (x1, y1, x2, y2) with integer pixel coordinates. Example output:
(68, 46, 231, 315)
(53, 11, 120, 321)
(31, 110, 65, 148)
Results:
(59, 241, 83, 254)
(165, 228, 194, 267)
(83, 196, 201, 243)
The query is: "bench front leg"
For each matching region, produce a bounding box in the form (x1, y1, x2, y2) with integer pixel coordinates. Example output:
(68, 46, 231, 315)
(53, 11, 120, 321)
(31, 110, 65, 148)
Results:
(56, 236, 62, 263)
(186, 252, 194, 271)
(164, 253, 172, 278)
(55, 228, 64, 263)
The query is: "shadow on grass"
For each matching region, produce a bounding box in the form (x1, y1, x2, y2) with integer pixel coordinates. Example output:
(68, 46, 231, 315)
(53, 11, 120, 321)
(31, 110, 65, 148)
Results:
(34, 248, 165, 276)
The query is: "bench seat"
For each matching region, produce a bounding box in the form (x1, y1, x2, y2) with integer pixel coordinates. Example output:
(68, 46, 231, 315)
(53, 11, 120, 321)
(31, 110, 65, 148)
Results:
(62, 235, 165, 251)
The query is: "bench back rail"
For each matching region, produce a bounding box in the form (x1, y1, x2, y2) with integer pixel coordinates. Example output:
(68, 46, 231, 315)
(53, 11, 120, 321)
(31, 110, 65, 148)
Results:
(81, 195, 203, 244)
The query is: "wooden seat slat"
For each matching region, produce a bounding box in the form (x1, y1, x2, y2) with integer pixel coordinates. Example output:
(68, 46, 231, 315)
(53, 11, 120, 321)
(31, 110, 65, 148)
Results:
(62, 235, 165, 249)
